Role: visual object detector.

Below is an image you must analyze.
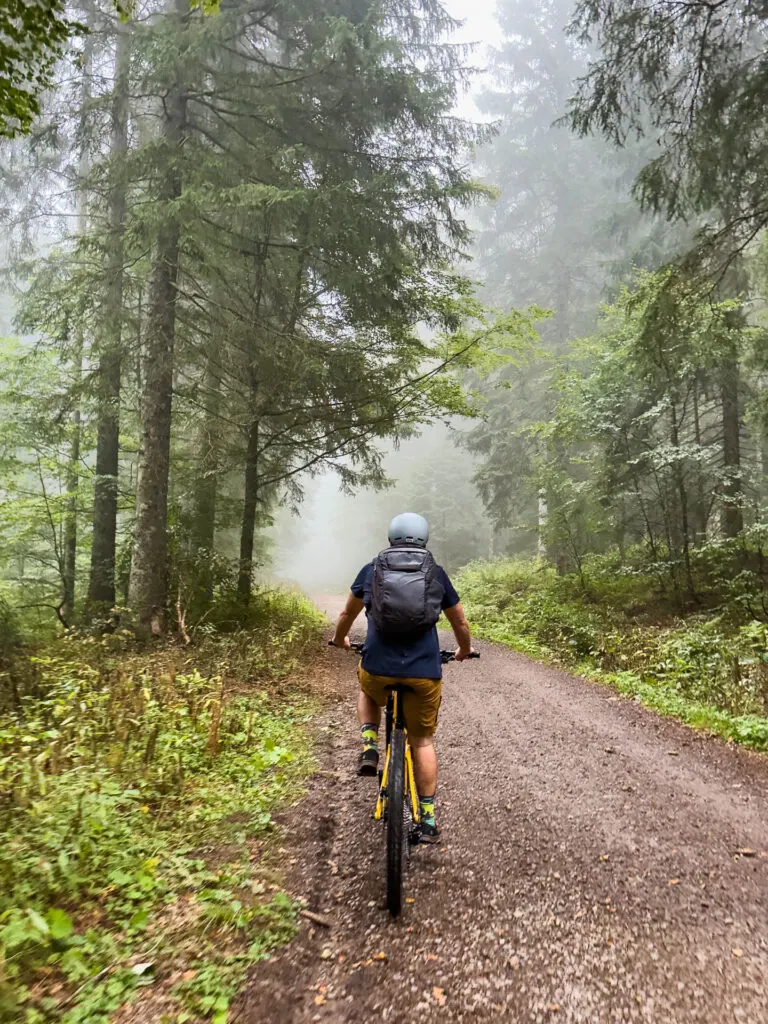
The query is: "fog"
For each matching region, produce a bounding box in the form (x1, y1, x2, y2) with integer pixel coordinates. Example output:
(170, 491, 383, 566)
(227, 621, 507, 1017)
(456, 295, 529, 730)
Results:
(270, 423, 495, 593)
(266, 0, 660, 595)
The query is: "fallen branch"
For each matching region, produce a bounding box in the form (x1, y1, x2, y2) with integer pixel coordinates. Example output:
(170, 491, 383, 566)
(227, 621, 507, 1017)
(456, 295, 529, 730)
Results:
(58, 961, 117, 1010)
(300, 909, 333, 928)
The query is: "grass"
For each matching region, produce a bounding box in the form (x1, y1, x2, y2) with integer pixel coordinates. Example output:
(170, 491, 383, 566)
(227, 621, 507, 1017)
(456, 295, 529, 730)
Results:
(596, 669, 768, 748)
(0, 590, 326, 1024)
(456, 557, 768, 753)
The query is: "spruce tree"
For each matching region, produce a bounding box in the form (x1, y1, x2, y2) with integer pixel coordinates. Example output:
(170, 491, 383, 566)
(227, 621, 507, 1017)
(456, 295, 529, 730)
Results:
(568, 0, 768, 266)
(123, 0, 488, 624)
(87, 19, 132, 610)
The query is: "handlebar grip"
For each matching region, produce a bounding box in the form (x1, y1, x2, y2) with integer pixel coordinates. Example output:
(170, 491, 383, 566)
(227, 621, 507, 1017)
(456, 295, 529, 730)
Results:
(439, 649, 481, 663)
(328, 640, 364, 651)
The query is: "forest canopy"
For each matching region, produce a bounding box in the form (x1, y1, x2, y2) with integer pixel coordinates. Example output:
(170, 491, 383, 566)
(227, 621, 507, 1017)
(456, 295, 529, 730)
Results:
(3, 0, 768, 638)
(0, 0, 518, 636)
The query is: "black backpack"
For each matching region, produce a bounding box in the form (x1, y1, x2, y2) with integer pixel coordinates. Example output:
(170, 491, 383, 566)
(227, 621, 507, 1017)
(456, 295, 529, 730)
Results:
(369, 546, 444, 642)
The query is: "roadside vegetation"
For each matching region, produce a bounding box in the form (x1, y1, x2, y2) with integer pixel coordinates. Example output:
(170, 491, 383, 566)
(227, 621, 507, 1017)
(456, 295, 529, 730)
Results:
(458, 556, 768, 751)
(0, 591, 324, 1024)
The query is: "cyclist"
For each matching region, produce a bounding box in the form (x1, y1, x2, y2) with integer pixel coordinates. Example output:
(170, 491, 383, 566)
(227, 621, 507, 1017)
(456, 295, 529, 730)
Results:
(331, 512, 474, 843)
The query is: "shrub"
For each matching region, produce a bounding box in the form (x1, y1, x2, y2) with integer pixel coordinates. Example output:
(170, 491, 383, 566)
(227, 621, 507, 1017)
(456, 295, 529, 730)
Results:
(457, 557, 768, 728)
(0, 588, 324, 1023)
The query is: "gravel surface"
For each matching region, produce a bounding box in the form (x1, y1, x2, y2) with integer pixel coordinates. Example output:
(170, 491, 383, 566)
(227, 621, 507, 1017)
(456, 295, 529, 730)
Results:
(241, 614, 768, 1023)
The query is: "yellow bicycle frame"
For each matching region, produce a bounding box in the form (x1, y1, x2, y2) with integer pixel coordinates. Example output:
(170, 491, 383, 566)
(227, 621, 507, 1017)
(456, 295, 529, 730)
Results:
(374, 690, 420, 824)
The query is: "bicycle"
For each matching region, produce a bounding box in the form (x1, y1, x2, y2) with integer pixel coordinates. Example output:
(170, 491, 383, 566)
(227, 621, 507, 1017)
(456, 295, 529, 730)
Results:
(329, 640, 479, 915)
(370, 647, 479, 916)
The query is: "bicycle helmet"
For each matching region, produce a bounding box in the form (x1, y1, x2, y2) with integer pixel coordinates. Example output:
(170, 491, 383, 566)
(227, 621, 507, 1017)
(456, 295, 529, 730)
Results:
(388, 512, 429, 548)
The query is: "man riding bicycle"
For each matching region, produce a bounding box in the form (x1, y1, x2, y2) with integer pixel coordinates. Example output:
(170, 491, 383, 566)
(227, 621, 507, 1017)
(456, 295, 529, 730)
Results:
(331, 512, 474, 843)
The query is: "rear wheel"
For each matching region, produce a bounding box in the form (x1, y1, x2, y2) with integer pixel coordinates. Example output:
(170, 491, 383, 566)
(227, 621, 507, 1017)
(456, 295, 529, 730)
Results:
(386, 728, 406, 916)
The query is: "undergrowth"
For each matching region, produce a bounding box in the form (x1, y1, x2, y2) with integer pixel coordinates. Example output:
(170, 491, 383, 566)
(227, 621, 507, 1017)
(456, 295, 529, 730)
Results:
(0, 590, 325, 1024)
(457, 557, 768, 751)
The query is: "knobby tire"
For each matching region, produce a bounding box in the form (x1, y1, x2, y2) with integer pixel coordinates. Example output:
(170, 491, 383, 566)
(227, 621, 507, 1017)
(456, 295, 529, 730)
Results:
(386, 728, 406, 916)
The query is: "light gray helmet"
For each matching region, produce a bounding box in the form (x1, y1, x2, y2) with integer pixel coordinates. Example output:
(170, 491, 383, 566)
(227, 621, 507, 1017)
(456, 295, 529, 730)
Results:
(388, 512, 429, 548)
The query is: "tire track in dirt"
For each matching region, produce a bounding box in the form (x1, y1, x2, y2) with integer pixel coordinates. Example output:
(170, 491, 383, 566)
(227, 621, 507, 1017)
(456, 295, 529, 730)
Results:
(241, 624, 768, 1023)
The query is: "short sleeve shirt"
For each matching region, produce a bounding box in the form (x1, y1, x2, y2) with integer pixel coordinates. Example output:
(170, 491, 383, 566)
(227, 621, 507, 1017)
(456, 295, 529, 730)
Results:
(350, 553, 460, 680)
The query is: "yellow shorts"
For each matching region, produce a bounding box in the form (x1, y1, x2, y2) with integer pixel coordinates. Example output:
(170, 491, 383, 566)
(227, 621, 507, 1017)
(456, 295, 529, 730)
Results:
(357, 665, 442, 738)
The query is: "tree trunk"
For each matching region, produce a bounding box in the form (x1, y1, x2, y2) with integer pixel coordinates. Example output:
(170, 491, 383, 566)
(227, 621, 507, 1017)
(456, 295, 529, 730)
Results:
(622, 429, 658, 558)
(191, 443, 217, 551)
(537, 489, 547, 559)
(88, 22, 131, 611)
(62, 365, 82, 623)
(552, 175, 572, 349)
(670, 400, 696, 600)
(649, 460, 682, 609)
(192, 354, 220, 555)
(128, 0, 187, 631)
(237, 417, 259, 603)
(721, 349, 743, 538)
(691, 373, 707, 542)
(62, 21, 94, 624)
(717, 248, 746, 540)
(190, 353, 220, 607)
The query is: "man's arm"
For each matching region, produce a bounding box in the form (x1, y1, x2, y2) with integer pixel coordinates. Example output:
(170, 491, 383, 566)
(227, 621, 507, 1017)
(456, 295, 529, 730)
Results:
(332, 591, 365, 649)
(443, 601, 474, 660)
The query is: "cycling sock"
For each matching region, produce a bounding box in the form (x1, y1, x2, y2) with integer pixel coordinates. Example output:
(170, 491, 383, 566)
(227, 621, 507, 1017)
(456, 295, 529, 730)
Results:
(419, 793, 436, 826)
(360, 723, 378, 752)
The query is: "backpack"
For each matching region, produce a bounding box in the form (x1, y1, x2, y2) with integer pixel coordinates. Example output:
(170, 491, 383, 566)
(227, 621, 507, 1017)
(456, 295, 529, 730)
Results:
(369, 546, 444, 641)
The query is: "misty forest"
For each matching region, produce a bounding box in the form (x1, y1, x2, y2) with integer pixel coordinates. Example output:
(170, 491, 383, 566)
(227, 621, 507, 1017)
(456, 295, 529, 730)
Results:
(3, 0, 768, 1019)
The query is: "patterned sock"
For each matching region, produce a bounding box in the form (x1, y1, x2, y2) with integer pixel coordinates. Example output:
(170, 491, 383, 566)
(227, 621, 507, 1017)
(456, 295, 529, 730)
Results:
(360, 723, 378, 752)
(419, 793, 436, 826)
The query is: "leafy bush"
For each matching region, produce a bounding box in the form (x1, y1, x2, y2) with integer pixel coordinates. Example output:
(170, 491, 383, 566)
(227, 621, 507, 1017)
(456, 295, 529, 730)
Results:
(0, 597, 26, 714)
(0, 589, 324, 1023)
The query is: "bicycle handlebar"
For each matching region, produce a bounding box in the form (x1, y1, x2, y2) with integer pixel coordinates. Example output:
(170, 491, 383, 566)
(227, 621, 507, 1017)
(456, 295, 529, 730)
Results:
(440, 649, 480, 663)
(328, 640, 479, 662)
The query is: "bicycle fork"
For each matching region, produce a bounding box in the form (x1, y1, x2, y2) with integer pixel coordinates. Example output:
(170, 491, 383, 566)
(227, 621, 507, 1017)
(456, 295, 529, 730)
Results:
(406, 743, 420, 825)
(375, 691, 394, 821)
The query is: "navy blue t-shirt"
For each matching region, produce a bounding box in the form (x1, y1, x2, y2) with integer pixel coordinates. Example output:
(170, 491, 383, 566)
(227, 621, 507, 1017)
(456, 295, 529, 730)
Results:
(351, 555, 460, 679)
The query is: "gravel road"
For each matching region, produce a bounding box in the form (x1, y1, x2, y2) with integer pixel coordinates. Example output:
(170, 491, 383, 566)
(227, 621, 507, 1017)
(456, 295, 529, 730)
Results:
(242, 604, 768, 1023)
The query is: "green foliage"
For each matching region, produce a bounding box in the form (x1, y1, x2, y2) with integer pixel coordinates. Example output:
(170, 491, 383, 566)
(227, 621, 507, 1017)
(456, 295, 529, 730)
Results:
(465, 0, 687, 550)
(458, 556, 768, 748)
(174, 893, 297, 1023)
(0, 590, 321, 1021)
(568, 0, 768, 270)
(0, 598, 20, 657)
(0, 337, 91, 630)
(0, 0, 80, 138)
(518, 268, 762, 595)
(4, 0, 503, 630)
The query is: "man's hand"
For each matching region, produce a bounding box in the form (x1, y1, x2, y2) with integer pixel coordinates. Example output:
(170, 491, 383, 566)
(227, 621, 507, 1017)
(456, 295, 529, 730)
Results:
(454, 646, 475, 661)
(332, 592, 364, 651)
